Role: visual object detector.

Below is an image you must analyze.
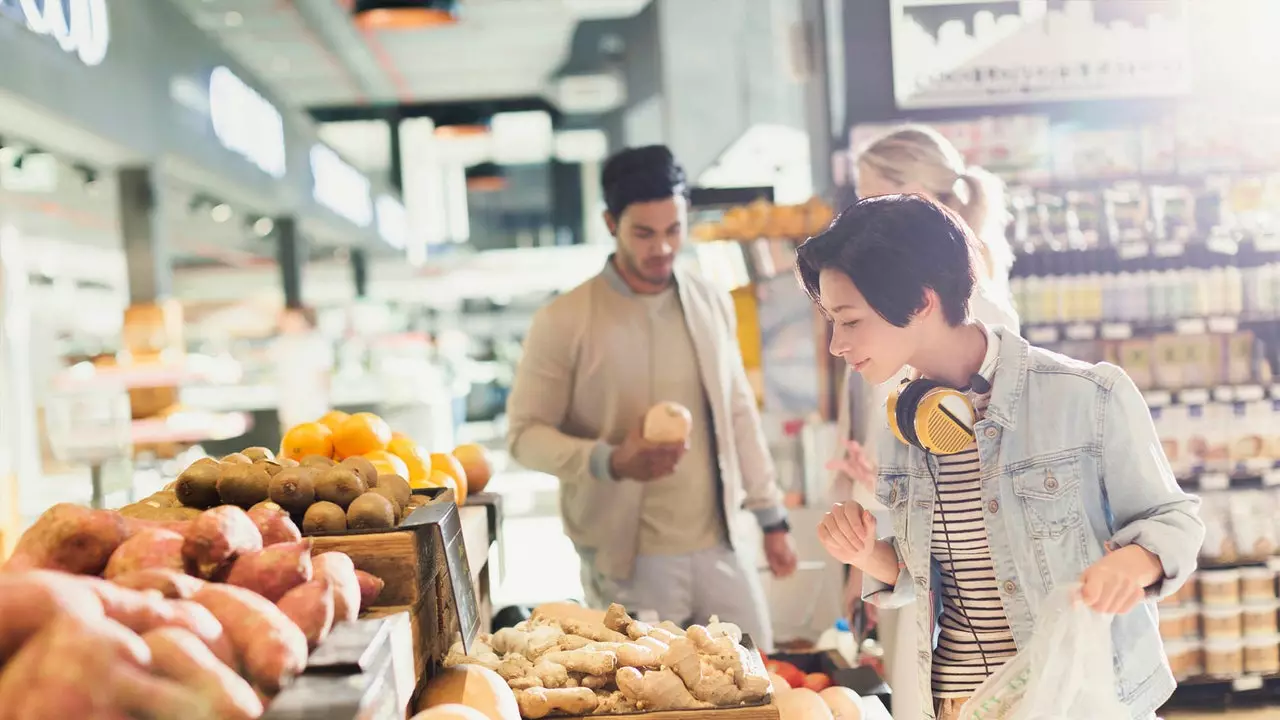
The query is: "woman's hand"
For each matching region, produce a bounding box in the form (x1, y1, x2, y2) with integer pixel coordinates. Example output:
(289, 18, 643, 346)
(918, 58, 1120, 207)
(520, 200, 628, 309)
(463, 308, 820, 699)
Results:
(818, 502, 878, 567)
(1078, 544, 1163, 615)
(825, 439, 877, 490)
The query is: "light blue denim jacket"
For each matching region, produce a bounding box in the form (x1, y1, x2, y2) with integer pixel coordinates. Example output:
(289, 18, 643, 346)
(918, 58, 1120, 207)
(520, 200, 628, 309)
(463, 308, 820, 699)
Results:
(863, 327, 1205, 719)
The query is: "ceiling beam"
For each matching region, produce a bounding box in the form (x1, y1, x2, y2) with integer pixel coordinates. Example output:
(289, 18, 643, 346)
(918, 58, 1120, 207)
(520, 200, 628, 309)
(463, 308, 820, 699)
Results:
(289, 0, 401, 103)
(309, 97, 564, 126)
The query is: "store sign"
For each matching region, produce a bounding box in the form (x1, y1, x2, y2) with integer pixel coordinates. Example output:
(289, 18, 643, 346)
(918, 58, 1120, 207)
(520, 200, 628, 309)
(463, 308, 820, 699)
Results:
(375, 195, 407, 250)
(310, 144, 372, 228)
(0, 0, 111, 66)
(209, 67, 287, 178)
(889, 0, 1192, 109)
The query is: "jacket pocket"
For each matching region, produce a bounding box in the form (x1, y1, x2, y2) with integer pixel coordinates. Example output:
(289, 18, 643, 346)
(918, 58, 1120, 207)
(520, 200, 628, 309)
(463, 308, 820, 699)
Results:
(1011, 458, 1091, 588)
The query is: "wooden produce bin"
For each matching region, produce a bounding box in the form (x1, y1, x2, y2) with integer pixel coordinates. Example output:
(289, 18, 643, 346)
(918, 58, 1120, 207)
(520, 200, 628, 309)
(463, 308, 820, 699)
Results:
(308, 488, 502, 703)
(265, 612, 415, 720)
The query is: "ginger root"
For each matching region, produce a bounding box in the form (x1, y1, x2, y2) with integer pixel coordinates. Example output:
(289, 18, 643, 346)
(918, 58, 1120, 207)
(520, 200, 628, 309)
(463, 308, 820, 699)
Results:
(616, 666, 713, 712)
(516, 687, 599, 719)
(559, 617, 628, 644)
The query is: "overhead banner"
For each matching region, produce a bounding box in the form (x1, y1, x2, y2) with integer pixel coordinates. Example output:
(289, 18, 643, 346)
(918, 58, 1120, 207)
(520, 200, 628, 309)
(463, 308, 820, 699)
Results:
(0, 0, 110, 66)
(890, 0, 1192, 110)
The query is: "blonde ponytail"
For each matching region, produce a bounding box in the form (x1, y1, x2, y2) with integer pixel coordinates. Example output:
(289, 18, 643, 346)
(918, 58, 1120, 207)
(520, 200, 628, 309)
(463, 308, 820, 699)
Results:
(953, 167, 1013, 285)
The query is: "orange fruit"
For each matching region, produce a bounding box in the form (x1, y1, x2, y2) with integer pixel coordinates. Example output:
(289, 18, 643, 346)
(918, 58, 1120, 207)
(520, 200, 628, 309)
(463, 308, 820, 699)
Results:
(332, 412, 391, 458)
(430, 453, 468, 504)
(387, 435, 430, 484)
(280, 422, 334, 460)
(426, 470, 461, 504)
(364, 449, 409, 479)
(452, 444, 493, 494)
(317, 410, 350, 432)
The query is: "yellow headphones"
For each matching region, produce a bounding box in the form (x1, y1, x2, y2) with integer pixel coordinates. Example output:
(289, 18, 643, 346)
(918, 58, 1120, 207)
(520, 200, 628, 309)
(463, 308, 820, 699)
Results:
(885, 374, 988, 455)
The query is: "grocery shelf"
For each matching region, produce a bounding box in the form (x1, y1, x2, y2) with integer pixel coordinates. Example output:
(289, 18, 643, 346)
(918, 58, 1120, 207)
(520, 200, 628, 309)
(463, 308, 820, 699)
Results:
(1022, 315, 1280, 344)
(130, 411, 252, 446)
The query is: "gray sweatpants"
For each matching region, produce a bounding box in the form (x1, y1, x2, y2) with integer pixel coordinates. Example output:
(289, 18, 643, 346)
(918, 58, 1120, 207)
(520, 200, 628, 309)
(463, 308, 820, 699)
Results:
(578, 544, 774, 652)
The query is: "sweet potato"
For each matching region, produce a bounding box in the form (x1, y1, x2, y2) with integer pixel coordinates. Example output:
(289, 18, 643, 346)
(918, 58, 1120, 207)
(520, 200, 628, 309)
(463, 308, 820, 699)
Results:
(313, 552, 360, 623)
(183, 506, 263, 579)
(0, 570, 104, 663)
(3, 503, 129, 575)
(110, 568, 206, 599)
(81, 578, 235, 667)
(144, 627, 264, 720)
(225, 539, 313, 602)
(276, 579, 335, 649)
(193, 583, 308, 694)
(246, 505, 302, 546)
(354, 569, 385, 611)
(103, 527, 186, 579)
(0, 613, 211, 720)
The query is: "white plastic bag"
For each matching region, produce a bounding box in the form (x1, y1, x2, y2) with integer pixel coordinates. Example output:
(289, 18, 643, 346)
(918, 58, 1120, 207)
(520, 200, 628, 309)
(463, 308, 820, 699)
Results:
(957, 583, 1130, 720)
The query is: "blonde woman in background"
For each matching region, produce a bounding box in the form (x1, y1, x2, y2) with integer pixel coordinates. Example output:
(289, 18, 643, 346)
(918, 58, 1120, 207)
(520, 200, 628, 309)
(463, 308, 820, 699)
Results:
(827, 125, 1020, 720)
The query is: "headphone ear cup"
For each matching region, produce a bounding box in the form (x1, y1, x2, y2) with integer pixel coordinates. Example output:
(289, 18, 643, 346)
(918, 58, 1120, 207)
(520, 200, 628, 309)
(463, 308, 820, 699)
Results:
(894, 379, 943, 450)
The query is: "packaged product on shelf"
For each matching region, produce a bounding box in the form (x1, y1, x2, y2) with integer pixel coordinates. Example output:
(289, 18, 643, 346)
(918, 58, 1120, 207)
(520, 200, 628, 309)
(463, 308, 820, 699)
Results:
(1226, 332, 1256, 385)
(1104, 184, 1150, 244)
(1152, 335, 1184, 391)
(1241, 601, 1279, 637)
(1185, 404, 1210, 476)
(1158, 604, 1199, 642)
(1239, 566, 1278, 603)
(1202, 605, 1244, 640)
(1204, 404, 1233, 474)
(1182, 336, 1217, 390)
(1119, 339, 1155, 390)
(1244, 635, 1280, 675)
(1199, 568, 1242, 606)
(1151, 185, 1198, 242)
(1164, 640, 1205, 681)
(1205, 638, 1245, 677)
(1228, 490, 1277, 559)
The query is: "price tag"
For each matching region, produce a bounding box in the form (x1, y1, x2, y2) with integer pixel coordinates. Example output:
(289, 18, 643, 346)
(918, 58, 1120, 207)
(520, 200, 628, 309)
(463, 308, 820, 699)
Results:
(1143, 390, 1172, 407)
(1175, 318, 1208, 335)
(1199, 472, 1230, 490)
(1180, 388, 1211, 406)
(1065, 323, 1097, 340)
(1100, 322, 1133, 340)
(1233, 675, 1264, 692)
(1117, 243, 1150, 260)
(1154, 241, 1186, 257)
(1214, 386, 1238, 402)
(1256, 234, 1280, 253)
(1206, 236, 1239, 255)
(1264, 469, 1280, 487)
(1027, 326, 1059, 344)
(1208, 316, 1239, 333)
(1237, 385, 1266, 402)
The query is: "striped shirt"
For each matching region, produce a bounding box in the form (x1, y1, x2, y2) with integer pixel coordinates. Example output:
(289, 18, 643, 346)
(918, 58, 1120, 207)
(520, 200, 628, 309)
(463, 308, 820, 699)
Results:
(930, 391, 1017, 698)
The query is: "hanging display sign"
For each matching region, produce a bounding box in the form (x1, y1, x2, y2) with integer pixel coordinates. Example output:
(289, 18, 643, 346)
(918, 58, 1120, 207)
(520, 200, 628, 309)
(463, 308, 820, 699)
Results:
(310, 144, 373, 228)
(889, 0, 1192, 110)
(0, 0, 111, 67)
(375, 195, 407, 250)
(209, 66, 287, 178)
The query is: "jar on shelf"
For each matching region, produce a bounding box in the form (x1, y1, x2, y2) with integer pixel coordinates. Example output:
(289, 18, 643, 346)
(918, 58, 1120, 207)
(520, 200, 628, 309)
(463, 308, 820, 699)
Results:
(1202, 605, 1244, 640)
(1199, 569, 1242, 606)
(1158, 604, 1199, 641)
(1205, 638, 1245, 677)
(1243, 601, 1280, 637)
(1243, 635, 1280, 675)
(1240, 566, 1278, 602)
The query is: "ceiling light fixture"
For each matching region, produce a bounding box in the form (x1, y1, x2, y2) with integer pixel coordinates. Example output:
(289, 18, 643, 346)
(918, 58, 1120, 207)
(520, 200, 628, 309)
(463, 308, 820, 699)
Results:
(465, 162, 506, 193)
(251, 217, 275, 237)
(224, 11, 244, 28)
(210, 203, 233, 223)
(353, 1, 459, 31)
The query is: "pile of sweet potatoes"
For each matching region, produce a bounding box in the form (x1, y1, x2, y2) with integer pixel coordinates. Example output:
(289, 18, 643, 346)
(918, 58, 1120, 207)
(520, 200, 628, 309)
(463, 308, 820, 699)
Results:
(0, 502, 386, 719)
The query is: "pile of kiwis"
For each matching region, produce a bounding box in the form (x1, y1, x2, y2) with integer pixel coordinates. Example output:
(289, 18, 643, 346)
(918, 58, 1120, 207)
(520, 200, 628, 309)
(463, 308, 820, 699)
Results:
(165, 447, 432, 533)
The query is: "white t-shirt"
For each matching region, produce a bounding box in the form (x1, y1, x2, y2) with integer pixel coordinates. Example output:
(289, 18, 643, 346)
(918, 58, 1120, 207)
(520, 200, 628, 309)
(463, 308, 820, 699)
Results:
(272, 331, 334, 430)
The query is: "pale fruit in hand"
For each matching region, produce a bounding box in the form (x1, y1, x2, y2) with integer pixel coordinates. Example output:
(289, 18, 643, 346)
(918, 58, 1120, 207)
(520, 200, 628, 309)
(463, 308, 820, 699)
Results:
(643, 401, 693, 443)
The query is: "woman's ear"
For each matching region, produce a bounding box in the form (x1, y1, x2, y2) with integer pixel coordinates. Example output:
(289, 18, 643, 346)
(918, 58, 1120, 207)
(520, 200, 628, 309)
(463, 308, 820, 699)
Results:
(913, 288, 940, 323)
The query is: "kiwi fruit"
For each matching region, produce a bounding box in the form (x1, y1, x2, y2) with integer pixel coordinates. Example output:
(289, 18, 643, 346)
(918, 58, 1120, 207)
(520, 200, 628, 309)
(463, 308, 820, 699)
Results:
(242, 447, 276, 462)
(339, 457, 379, 489)
(217, 462, 272, 507)
(254, 459, 285, 478)
(367, 486, 403, 523)
(251, 500, 285, 514)
(280, 457, 300, 468)
(269, 467, 316, 514)
(314, 467, 366, 510)
(301, 455, 336, 469)
(377, 474, 412, 509)
(347, 493, 396, 530)
(404, 494, 430, 514)
(175, 459, 222, 508)
(221, 452, 253, 465)
(145, 489, 182, 509)
(303, 501, 348, 533)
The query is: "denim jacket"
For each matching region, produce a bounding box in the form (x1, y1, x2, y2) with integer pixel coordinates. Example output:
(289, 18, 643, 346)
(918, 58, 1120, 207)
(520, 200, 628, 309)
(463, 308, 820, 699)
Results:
(863, 327, 1205, 719)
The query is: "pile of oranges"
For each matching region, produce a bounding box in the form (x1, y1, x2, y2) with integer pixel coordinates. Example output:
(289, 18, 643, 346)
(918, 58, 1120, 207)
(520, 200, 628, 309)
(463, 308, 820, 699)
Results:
(278, 410, 492, 506)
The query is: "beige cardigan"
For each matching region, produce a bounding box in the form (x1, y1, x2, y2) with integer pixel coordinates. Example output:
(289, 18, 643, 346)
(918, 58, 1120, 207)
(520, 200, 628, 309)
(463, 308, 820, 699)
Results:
(506, 259, 787, 581)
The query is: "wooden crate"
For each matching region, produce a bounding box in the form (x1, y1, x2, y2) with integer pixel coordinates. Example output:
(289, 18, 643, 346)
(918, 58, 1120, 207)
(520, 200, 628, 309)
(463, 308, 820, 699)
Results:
(308, 488, 492, 701)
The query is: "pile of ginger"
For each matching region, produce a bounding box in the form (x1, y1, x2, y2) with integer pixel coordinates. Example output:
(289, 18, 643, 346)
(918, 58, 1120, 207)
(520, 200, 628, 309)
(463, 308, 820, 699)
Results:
(444, 604, 773, 718)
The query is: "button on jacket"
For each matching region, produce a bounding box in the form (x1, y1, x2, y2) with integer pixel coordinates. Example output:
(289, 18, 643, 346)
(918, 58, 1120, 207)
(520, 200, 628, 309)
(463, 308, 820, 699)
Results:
(863, 327, 1205, 720)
